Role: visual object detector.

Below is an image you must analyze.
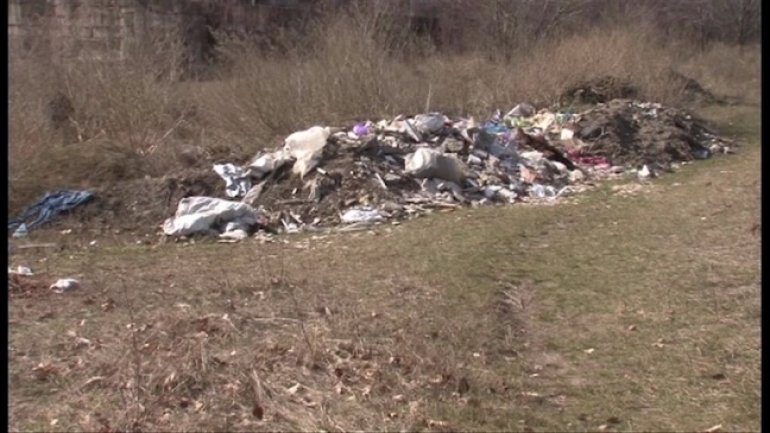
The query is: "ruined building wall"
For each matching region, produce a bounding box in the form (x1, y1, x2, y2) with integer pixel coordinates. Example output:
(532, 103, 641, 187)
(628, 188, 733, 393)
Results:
(8, 0, 185, 61)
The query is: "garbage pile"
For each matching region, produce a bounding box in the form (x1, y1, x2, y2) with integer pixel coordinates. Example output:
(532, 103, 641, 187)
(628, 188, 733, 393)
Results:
(162, 99, 734, 238)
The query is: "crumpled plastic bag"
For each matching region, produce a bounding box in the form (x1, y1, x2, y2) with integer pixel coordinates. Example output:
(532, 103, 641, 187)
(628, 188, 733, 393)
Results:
(412, 113, 447, 135)
(284, 126, 331, 178)
(8, 190, 93, 236)
(340, 207, 383, 224)
(213, 163, 251, 198)
(163, 196, 260, 237)
(405, 148, 467, 183)
(248, 150, 292, 178)
(50, 278, 80, 293)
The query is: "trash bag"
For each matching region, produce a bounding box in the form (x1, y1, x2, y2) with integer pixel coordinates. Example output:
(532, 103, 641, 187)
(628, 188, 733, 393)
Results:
(284, 126, 331, 157)
(248, 150, 292, 178)
(284, 126, 331, 178)
(405, 148, 467, 183)
(163, 196, 260, 237)
(412, 113, 447, 135)
(8, 190, 93, 235)
(213, 163, 251, 198)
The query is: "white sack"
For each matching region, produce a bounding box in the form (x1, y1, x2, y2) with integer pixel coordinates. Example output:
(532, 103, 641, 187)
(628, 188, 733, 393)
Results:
(283, 126, 331, 178)
(163, 196, 259, 236)
(404, 148, 466, 183)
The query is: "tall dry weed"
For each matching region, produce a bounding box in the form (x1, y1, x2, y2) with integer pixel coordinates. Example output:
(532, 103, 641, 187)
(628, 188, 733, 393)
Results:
(8, 29, 201, 212)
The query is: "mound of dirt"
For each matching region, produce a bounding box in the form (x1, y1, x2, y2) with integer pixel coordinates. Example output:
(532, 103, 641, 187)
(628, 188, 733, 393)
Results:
(560, 76, 639, 105)
(46, 169, 224, 236)
(572, 99, 731, 167)
(9, 274, 51, 299)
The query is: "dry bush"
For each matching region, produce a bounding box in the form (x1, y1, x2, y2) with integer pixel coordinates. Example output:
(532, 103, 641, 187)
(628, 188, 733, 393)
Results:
(198, 3, 424, 155)
(677, 42, 761, 104)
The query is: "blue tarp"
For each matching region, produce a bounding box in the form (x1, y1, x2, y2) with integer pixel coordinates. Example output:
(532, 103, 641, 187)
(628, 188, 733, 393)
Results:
(8, 190, 93, 236)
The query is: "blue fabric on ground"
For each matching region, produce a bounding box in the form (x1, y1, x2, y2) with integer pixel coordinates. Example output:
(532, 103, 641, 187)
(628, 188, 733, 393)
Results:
(8, 190, 93, 234)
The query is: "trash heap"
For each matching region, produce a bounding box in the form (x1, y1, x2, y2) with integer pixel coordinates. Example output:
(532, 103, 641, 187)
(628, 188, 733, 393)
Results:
(162, 99, 734, 239)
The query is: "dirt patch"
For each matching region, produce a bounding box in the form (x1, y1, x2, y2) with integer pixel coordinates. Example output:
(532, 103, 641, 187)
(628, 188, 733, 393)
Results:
(8, 274, 51, 299)
(572, 99, 731, 167)
(560, 76, 639, 105)
(42, 169, 224, 236)
(611, 183, 659, 196)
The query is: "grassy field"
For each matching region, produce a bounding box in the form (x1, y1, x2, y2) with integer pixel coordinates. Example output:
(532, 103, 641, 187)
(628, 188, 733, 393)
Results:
(8, 103, 760, 432)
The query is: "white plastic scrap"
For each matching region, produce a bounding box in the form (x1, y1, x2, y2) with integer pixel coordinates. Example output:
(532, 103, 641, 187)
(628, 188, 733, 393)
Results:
(532, 112, 556, 132)
(530, 183, 558, 199)
(505, 103, 535, 118)
(569, 169, 586, 183)
(340, 207, 384, 224)
(520, 151, 545, 163)
(219, 229, 249, 241)
(248, 150, 292, 178)
(163, 196, 259, 237)
(466, 154, 483, 165)
(213, 163, 251, 198)
(412, 113, 447, 135)
(638, 165, 655, 179)
(12, 223, 28, 238)
(8, 265, 33, 276)
(550, 161, 568, 173)
(50, 278, 80, 293)
(482, 185, 501, 199)
(497, 188, 518, 202)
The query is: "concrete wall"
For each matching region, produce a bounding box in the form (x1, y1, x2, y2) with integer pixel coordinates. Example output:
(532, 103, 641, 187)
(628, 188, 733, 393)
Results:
(9, 0, 182, 60)
(8, 0, 448, 61)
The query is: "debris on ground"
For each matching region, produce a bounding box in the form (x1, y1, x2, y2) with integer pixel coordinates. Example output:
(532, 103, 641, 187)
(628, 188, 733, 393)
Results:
(50, 278, 80, 294)
(8, 265, 34, 276)
(8, 190, 93, 237)
(158, 98, 734, 237)
(162, 196, 265, 237)
(8, 274, 50, 298)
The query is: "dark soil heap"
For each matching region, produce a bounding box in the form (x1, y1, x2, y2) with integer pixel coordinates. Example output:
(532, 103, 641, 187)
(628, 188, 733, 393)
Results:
(573, 99, 730, 167)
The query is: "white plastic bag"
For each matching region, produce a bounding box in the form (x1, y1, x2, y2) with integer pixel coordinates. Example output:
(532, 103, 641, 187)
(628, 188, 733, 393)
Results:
(284, 126, 331, 178)
(213, 163, 251, 198)
(163, 197, 259, 236)
(412, 113, 447, 135)
(404, 148, 466, 183)
(340, 207, 383, 224)
(248, 150, 292, 177)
